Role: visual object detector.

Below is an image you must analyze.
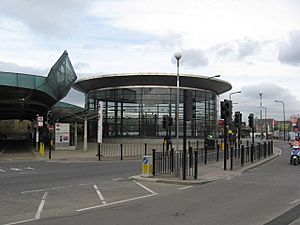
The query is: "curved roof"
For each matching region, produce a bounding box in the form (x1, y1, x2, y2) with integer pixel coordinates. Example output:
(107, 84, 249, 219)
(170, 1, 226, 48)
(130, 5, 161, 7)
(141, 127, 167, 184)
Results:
(74, 73, 232, 95)
(0, 51, 77, 120)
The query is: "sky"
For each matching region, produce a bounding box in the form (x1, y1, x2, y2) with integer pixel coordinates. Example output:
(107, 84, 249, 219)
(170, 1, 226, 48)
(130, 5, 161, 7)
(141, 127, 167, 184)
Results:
(0, 0, 300, 121)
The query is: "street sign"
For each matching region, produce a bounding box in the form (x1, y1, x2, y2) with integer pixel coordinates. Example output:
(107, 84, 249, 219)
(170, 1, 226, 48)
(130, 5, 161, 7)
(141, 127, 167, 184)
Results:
(37, 116, 43, 127)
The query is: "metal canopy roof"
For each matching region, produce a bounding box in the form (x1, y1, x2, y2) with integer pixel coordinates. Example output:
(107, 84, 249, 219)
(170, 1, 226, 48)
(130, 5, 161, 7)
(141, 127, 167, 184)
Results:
(0, 51, 77, 120)
(74, 73, 232, 95)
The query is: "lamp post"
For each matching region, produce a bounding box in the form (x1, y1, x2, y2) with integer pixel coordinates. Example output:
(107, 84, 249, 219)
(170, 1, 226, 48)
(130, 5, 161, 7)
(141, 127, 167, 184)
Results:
(259, 106, 268, 140)
(259, 93, 263, 140)
(275, 100, 286, 142)
(229, 91, 242, 101)
(204, 75, 221, 146)
(174, 52, 182, 152)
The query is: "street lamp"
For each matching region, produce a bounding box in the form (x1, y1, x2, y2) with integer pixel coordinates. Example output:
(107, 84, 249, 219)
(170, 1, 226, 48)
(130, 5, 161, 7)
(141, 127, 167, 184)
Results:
(174, 52, 182, 152)
(275, 100, 286, 142)
(259, 106, 268, 140)
(204, 74, 221, 145)
(229, 91, 242, 101)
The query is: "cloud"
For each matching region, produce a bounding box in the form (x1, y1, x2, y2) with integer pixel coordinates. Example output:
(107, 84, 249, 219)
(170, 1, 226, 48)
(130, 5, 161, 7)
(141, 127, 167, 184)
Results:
(0, 61, 47, 75)
(0, 0, 93, 37)
(215, 37, 261, 61)
(225, 82, 300, 121)
(172, 49, 208, 68)
(237, 38, 260, 59)
(74, 62, 90, 72)
(278, 30, 300, 66)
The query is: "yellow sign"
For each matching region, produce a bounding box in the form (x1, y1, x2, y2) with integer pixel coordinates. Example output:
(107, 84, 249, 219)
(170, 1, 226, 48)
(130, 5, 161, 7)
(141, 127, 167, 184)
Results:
(39, 142, 45, 157)
(142, 155, 153, 177)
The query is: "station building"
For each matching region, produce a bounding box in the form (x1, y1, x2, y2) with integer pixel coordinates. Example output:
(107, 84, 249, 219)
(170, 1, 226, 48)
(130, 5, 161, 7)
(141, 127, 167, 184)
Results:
(73, 73, 232, 141)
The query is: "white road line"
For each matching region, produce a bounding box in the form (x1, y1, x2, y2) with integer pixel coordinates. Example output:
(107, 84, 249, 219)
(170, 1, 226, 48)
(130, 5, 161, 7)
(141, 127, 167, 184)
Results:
(290, 199, 300, 205)
(113, 178, 124, 181)
(77, 193, 158, 212)
(132, 180, 157, 194)
(93, 185, 107, 204)
(0, 168, 6, 173)
(21, 188, 45, 194)
(35, 192, 48, 219)
(10, 168, 23, 172)
(3, 218, 36, 225)
(24, 167, 35, 170)
(178, 185, 193, 190)
(22, 185, 73, 194)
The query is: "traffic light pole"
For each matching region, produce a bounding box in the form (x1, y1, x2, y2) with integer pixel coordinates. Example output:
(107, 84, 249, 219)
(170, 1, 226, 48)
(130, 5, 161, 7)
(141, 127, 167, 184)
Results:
(252, 127, 255, 144)
(224, 117, 228, 171)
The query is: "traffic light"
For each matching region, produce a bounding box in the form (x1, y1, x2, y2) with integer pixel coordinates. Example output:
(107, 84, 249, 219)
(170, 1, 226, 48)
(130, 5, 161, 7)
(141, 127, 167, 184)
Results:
(185, 90, 196, 121)
(169, 116, 173, 126)
(220, 99, 232, 121)
(234, 111, 242, 127)
(248, 113, 254, 128)
(162, 115, 169, 129)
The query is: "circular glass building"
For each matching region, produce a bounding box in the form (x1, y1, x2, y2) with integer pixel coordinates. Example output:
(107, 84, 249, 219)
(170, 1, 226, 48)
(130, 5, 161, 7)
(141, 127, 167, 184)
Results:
(73, 73, 231, 140)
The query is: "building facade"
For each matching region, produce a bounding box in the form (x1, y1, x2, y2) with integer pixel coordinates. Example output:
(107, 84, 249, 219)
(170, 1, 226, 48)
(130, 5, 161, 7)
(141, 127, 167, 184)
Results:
(73, 73, 232, 140)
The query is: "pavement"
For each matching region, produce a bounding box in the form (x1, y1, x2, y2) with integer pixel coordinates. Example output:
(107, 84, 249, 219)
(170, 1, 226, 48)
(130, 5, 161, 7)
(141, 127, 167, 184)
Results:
(30, 144, 281, 186)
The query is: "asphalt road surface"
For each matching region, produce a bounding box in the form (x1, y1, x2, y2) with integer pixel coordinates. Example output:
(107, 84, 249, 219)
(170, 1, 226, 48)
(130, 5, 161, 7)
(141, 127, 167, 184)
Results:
(1, 141, 300, 225)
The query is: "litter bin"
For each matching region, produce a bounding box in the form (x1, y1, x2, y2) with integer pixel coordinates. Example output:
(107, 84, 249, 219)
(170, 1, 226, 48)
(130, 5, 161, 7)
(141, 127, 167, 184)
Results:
(142, 155, 153, 177)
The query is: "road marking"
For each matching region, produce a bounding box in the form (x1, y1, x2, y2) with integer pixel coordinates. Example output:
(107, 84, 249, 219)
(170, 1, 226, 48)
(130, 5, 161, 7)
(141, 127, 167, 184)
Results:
(3, 218, 36, 225)
(93, 185, 107, 205)
(178, 185, 193, 190)
(290, 199, 300, 205)
(21, 185, 73, 194)
(132, 180, 157, 194)
(10, 168, 23, 172)
(35, 192, 48, 219)
(0, 168, 5, 173)
(113, 178, 124, 181)
(77, 193, 158, 212)
(24, 167, 35, 170)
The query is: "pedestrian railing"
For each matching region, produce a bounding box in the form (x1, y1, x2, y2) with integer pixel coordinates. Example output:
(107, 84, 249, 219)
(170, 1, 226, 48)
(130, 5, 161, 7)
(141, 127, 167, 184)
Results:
(152, 140, 274, 179)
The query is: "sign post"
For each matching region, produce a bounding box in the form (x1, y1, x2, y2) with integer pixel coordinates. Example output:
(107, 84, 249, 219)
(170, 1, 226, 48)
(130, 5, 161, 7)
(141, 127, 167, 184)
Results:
(36, 114, 43, 152)
(97, 101, 103, 161)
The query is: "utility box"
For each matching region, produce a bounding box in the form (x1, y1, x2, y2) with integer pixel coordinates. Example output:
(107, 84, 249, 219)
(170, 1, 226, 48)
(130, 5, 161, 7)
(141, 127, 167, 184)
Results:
(142, 155, 153, 177)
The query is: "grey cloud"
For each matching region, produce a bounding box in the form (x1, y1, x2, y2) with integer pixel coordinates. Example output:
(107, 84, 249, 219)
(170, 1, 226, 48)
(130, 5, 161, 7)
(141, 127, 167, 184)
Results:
(222, 83, 299, 121)
(0, 61, 47, 75)
(278, 30, 300, 66)
(172, 49, 208, 68)
(237, 38, 260, 59)
(215, 37, 261, 61)
(0, 0, 93, 37)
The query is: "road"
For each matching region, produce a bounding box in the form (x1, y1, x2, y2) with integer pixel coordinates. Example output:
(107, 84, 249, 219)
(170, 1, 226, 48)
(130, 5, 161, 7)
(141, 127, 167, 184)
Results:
(1, 141, 300, 225)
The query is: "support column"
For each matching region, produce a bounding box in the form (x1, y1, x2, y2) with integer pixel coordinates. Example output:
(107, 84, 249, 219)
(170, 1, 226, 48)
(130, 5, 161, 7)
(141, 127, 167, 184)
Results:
(75, 121, 78, 149)
(84, 116, 88, 152)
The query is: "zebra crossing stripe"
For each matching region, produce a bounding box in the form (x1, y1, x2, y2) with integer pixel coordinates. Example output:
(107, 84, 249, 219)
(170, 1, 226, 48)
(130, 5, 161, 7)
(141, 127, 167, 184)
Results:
(0, 169, 5, 172)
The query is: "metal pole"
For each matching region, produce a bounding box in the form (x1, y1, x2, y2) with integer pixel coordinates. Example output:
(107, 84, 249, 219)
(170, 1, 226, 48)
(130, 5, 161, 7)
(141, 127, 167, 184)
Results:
(283, 102, 286, 142)
(174, 52, 182, 153)
(259, 93, 263, 140)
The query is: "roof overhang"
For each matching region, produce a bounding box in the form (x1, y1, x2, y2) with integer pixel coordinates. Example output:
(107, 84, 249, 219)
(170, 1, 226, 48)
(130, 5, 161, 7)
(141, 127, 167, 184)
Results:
(74, 73, 232, 95)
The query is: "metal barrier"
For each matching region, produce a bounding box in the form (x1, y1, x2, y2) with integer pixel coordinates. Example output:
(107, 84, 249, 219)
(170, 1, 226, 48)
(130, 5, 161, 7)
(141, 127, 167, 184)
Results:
(152, 140, 274, 179)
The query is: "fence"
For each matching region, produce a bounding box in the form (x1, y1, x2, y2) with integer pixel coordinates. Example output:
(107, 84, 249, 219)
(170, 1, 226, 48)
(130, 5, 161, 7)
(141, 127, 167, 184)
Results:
(98, 143, 162, 160)
(152, 140, 274, 179)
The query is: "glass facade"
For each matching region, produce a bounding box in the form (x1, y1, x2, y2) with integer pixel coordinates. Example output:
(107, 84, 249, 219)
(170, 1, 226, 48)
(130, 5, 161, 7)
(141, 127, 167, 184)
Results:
(85, 86, 217, 139)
